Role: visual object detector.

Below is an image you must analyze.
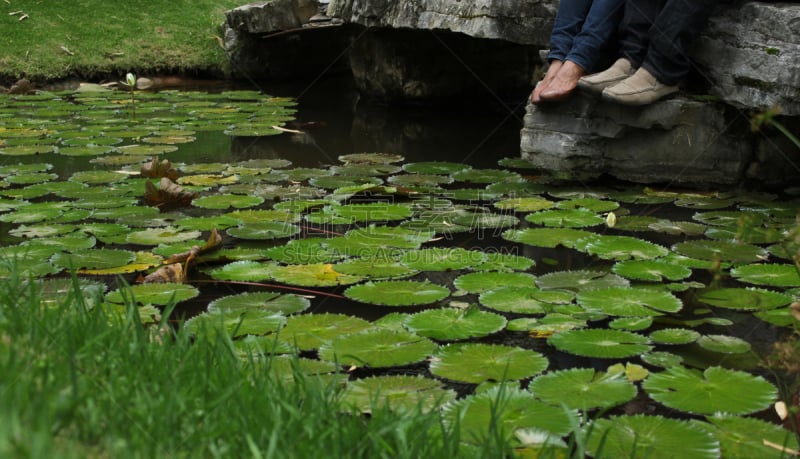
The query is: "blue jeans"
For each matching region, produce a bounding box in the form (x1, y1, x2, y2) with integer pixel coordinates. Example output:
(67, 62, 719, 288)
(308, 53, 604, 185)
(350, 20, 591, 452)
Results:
(547, 0, 625, 73)
(620, 0, 719, 85)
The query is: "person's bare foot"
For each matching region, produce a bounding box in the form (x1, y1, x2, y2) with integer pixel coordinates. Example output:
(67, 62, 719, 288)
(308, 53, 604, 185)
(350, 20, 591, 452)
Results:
(530, 60, 563, 104)
(539, 60, 585, 101)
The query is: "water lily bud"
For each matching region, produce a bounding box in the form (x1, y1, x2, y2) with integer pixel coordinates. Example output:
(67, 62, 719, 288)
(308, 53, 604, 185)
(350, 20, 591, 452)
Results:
(126, 72, 137, 88)
(605, 211, 617, 228)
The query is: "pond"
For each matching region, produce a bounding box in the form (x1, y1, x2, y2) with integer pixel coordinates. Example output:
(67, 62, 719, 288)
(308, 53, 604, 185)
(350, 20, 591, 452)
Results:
(1, 78, 799, 456)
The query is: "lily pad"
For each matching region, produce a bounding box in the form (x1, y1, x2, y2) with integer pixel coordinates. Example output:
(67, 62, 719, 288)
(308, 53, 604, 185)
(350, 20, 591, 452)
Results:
(105, 283, 199, 306)
(473, 252, 535, 271)
(650, 328, 701, 345)
(696, 334, 751, 354)
(730, 263, 800, 288)
(695, 287, 792, 311)
(672, 240, 768, 264)
(50, 249, 136, 271)
(576, 287, 682, 317)
(548, 329, 652, 359)
(278, 313, 372, 351)
(184, 309, 286, 338)
(263, 238, 346, 264)
(126, 227, 201, 245)
(453, 271, 536, 294)
(333, 256, 419, 280)
(529, 368, 637, 410)
(402, 161, 470, 175)
(430, 343, 548, 384)
(404, 306, 506, 341)
(270, 263, 365, 287)
(642, 351, 684, 368)
(208, 291, 309, 315)
(193, 194, 264, 210)
(695, 414, 800, 459)
(642, 366, 777, 415)
(585, 415, 719, 459)
(502, 228, 594, 249)
(344, 280, 450, 306)
(479, 286, 566, 315)
(318, 328, 437, 368)
(608, 316, 653, 331)
(581, 235, 669, 260)
(525, 208, 604, 228)
(535, 270, 630, 292)
(226, 222, 300, 240)
(494, 197, 554, 213)
(400, 247, 486, 272)
(341, 375, 456, 414)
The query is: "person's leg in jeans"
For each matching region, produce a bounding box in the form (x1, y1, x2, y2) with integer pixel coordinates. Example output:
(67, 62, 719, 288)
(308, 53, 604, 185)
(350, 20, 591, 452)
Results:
(618, 0, 664, 68)
(641, 0, 719, 85)
(531, 0, 593, 103)
(533, 0, 625, 102)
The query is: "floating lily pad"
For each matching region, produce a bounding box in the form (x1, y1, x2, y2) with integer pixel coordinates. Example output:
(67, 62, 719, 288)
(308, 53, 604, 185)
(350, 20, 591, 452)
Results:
(453, 271, 536, 294)
(50, 249, 136, 271)
(696, 334, 751, 354)
(442, 388, 573, 446)
(399, 247, 486, 272)
(333, 256, 419, 280)
(278, 313, 372, 351)
(184, 309, 286, 338)
(105, 283, 199, 306)
(529, 368, 636, 410)
(548, 329, 652, 358)
(695, 287, 792, 311)
(609, 316, 654, 331)
(270, 263, 365, 287)
(226, 222, 300, 240)
(642, 351, 684, 368)
(208, 291, 309, 315)
(644, 366, 777, 415)
(339, 152, 404, 165)
(451, 211, 520, 230)
(672, 240, 768, 264)
(730, 263, 800, 288)
(472, 252, 535, 272)
(526, 208, 604, 228)
(326, 202, 412, 223)
(318, 328, 436, 368)
(126, 227, 202, 245)
(387, 173, 454, 187)
(556, 197, 619, 212)
(585, 415, 719, 459)
(193, 194, 264, 210)
(430, 343, 548, 384)
(695, 414, 800, 459)
(451, 168, 521, 184)
(402, 161, 470, 175)
(494, 197, 554, 213)
(576, 287, 682, 317)
(535, 270, 630, 292)
(479, 286, 564, 315)
(341, 375, 456, 414)
(581, 235, 669, 260)
(650, 328, 701, 345)
(404, 306, 506, 341)
(502, 227, 594, 249)
(612, 259, 692, 282)
(344, 280, 450, 306)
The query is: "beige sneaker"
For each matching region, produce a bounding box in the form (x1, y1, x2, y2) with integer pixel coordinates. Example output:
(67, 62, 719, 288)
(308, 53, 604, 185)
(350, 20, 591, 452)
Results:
(577, 58, 634, 95)
(602, 67, 679, 106)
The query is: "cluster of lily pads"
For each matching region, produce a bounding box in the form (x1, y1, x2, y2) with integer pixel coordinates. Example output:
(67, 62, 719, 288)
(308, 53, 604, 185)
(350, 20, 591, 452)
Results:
(1, 89, 799, 457)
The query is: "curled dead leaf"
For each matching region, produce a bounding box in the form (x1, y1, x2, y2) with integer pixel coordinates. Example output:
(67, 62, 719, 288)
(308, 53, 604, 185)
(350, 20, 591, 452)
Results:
(142, 262, 185, 284)
(144, 177, 197, 208)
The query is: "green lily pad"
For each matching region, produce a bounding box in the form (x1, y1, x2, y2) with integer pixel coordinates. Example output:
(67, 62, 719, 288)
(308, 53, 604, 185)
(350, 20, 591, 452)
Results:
(344, 280, 450, 306)
(581, 235, 669, 260)
(205, 261, 278, 282)
(494, 197, 554, 213)
(270, 263, 365, 287)
(404, 306, 506, 341)
(650, 328, 701, 345)
(525, 208, 604, 228)
(387, 173, 454, 187)
(451, 211, 520, 230)
(647, 219, 708, 236)
(263, 238, 346, 264)
(548, 329, 652, 358)
(642, 351, 684, 368)
(529, 368, 636, 410)
(472, 252, 535, 271)
(50, 248, 136, 271)
(451, 168, 521, 184)
(643, 366, 777, 415)
(442, 388, 573, 446)
(105, 283, 199, 306)
(612, 259, 692, 282)
(430, 343, 548, 384)
(556, 197, 619, 212)
(453, 271, 536, 294)
(126, 227, 202, 245)
(208, 291, 309, 315)
(278, 313, 372, 351)
(9, 223, 77, 238)
(585, 415, 719, 459)
(576, 287, 682, 317)
(226, 222, 300, 240)
(338, 153, 404, 165)
(326, 202, 412, 223)
(333, 256, 419, 280)
(730, 263, 800, 288)
(535, 270, 630, 292)
(193, 194, 264, 209)
(5, 172, 58, 185)
(608, 316, 654, 331)
(399, 247, 486, 272)
(672, 240, 768, 264)
(695, 287, 792, 311)
(341, 375, 457, 414)
(479, 286, 566, 315)
(696, 334, 751, 354)
(502, 228, 594, 249)
(695, 414, 800, 459)
(754, 306, 800, 327)
(184, 309, 286, 338)
(318, 328, 437, 368)
(402, 161, 470, 175)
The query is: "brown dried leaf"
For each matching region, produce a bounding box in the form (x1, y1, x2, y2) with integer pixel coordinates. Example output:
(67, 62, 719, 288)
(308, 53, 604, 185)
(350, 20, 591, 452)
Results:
(144, 177, 197, 208)
(163, 229, 222, 264)
(142, 262, 185, 284)
(141, 157, 179, 180)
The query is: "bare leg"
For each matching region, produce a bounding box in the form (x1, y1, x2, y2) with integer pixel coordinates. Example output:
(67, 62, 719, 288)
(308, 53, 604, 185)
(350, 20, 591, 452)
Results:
(540, 60, 586, 101)
(530, 60, 563, 104)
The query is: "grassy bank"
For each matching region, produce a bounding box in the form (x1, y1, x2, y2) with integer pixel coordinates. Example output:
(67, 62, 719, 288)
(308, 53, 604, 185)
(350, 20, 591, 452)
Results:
(0, 269, 509, 458)
(1, 0, 244, 84)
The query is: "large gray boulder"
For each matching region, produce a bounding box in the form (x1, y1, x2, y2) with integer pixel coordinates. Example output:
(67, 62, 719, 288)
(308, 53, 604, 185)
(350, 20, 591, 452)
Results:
(327, 0, 557, 46)
(693, 2, 800, 116)
(225, 0, 319, 34)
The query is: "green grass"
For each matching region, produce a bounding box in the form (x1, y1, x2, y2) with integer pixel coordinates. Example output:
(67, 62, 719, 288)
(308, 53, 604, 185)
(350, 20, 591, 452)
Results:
(1, 0, 243, 83)
(0, 265, 520, 458)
